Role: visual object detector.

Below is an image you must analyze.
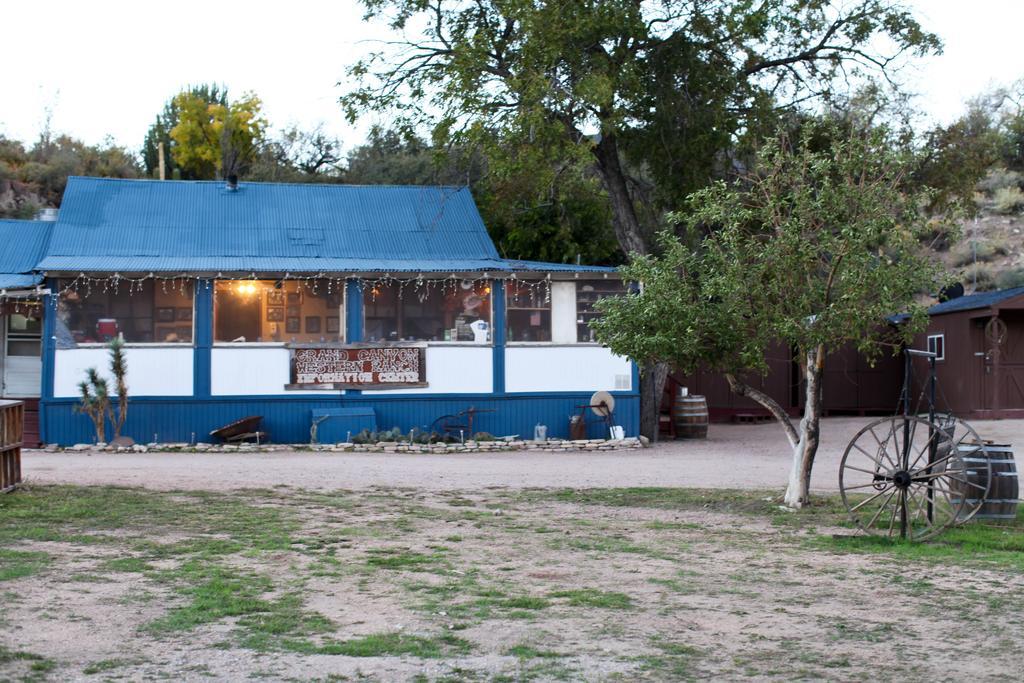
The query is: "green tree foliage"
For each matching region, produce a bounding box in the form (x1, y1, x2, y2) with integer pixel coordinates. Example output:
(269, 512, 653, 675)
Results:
(142, 84, 228, 180)
(0, 132, 141, 216)
(344, 127, 621, 263)
(169, 90, 267, 179)
(248, 125, 345, 183)
(344, 0, 940, 257)
(593, 120, 951, 506)
(344, 0, 940, 439)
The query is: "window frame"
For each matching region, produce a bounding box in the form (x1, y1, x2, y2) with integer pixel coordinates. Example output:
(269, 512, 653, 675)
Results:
(362, 280, 493, 345)
(504, 280, 553, 343)
(212, 279, 347, 346)
(55, 279, 195, 348)
(927, 333, 945, 361)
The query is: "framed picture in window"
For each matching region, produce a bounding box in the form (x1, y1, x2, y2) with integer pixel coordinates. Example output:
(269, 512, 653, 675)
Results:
(266, 290, 285, 306)
(286, 305, 300, 318)
(267, 306, 285, 322)
(286, 291, 302, 305)
(326, 316, 340, 333)
(176, 307, 193, 322)
(305, 316, 321, 333)
(286, 317, 300, 333)
(156, 307, 176, 323)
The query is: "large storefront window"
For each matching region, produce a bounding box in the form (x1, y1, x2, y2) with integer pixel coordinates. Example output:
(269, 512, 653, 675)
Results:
(576, 280, 625, 342)
(57, 280, 194, 345)
(506, 282, 551, 342)
(214, 280, 345, 343)
(363, 281, 491, 343)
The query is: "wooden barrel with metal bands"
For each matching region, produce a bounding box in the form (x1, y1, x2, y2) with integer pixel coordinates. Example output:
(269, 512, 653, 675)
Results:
(672, 395, 708, 440)
(957, 445, 1018, 521)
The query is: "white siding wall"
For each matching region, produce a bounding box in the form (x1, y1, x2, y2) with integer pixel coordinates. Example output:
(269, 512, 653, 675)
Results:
(361, 346, 492, 395)
(54, 347, 194, 397)
(212, 347, 295, 396)
(505, 345, 632, 393)
(550, 282, 577, 344)
(3, 357, 41, 397)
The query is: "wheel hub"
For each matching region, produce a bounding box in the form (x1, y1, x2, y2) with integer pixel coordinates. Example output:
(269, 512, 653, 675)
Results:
(892, 470, 912, 489)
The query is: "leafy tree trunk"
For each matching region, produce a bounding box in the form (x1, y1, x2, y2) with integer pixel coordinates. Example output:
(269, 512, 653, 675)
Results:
(784, 345, 825, 508)
(639, 362, 669, 441)
(592, 134, 661, 439)
(724, 373, 799, 446)
(591, 134, 648, 257)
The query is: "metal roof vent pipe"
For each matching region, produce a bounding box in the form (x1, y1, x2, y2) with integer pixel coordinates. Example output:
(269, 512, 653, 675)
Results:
(226, 174, 239, 191)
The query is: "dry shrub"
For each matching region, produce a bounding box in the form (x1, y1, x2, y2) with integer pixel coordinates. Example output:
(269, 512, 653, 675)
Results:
(977, 167, 1023, 195)
(952, 239, 1008, 266)
(963, 262, 996, 290)
(996, 267, 1024, 290)
(993, 186, 1024, 214)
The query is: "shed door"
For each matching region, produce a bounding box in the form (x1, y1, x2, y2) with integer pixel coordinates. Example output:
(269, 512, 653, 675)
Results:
(1, 313, 42, 398)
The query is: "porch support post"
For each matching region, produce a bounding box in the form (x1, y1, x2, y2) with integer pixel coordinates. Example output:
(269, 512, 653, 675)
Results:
(193, 279, 212, 398)
(491, 279, 505, 394)
(39, 278, 57, 443)
(345, 279, 363, 396)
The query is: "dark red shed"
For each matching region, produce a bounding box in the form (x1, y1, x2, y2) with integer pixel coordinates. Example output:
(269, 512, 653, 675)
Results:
(909, 286, 1024, 420)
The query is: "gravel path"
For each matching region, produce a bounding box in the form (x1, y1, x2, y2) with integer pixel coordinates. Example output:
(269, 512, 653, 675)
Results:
(21, 417, 1024, 492)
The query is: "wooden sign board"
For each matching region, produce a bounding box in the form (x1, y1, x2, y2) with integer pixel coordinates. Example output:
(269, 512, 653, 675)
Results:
(287, 345, 427, 390)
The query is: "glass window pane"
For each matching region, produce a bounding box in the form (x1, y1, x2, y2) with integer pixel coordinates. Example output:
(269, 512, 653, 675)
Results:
(7, 340, 40, 356)
(57, 279, 193, 345)
(7, 313, 41, 334)
(214, 280, 345, 343)
(506, 282, 551, 342)
(576, 280, 625, 342)
(363, 281, 491, 343)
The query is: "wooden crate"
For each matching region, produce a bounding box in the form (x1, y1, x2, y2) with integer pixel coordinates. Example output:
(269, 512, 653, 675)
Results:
(1, 400, 24, 492)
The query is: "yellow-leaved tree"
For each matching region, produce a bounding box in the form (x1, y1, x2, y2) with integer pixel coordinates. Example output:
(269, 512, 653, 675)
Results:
(169, 91, 266, 179)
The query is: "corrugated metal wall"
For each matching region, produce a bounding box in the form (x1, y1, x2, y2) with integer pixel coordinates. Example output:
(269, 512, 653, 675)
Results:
(41, 393, 639, 446)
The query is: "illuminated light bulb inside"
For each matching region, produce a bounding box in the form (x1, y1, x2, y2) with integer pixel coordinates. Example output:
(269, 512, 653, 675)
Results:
(237, 282, 257, 296)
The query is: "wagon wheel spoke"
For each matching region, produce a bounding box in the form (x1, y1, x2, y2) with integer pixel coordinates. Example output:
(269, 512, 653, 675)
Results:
(864, 487, 899, 531)
(866, 423, 901, 470)
(850, 443, 894, 473)
(849, 484, 895, 513)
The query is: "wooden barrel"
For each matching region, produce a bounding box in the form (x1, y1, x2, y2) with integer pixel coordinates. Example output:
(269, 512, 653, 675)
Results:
(956, 444, 1019, 522)
(672, 394, 708, 439)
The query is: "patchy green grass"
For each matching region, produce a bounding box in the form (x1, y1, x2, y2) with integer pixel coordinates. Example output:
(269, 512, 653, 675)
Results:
(817, 508, 1024, 571)
(365, 548, 446, 571)
(507, 644, 563, 659)
(549, 588, 632, 609)
(278, 632, 472, 658)
(0, 549, 50, 582)
(1, 484, 1021, 681)
(82, 657, 134, 675)
(0, 645, 56, 681)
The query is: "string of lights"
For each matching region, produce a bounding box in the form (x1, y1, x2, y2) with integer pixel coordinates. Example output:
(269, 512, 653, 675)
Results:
(52, 272, 558, 303)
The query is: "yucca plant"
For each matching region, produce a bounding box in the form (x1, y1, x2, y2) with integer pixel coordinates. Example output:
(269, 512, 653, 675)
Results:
(75, 368, 110, 443)
(108, 338, 129, 440)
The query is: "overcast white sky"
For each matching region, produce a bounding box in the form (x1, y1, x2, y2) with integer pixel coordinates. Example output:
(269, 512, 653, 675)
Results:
(1, 1, 1021, 153)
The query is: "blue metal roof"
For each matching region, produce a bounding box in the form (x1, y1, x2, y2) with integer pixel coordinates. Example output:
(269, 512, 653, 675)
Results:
(927, 287, 1024, 315)
(0, 219, 52, 290)
(39, 177, 569, 275)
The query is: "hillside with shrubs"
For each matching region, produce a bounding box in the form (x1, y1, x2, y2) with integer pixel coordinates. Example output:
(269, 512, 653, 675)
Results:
(945, 167, 1024, 293)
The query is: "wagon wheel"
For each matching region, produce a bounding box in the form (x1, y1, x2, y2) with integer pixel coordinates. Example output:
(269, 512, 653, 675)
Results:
(839, 416, 990, 541)
(429, 414, 465, 438)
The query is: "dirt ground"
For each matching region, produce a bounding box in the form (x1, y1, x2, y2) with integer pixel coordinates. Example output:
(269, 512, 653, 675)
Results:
(20, 417, 1024, 492)
(1, 484, 1022, 682)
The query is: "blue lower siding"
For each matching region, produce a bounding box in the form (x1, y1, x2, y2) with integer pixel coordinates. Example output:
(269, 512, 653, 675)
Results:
(40, 393, 639, 446)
